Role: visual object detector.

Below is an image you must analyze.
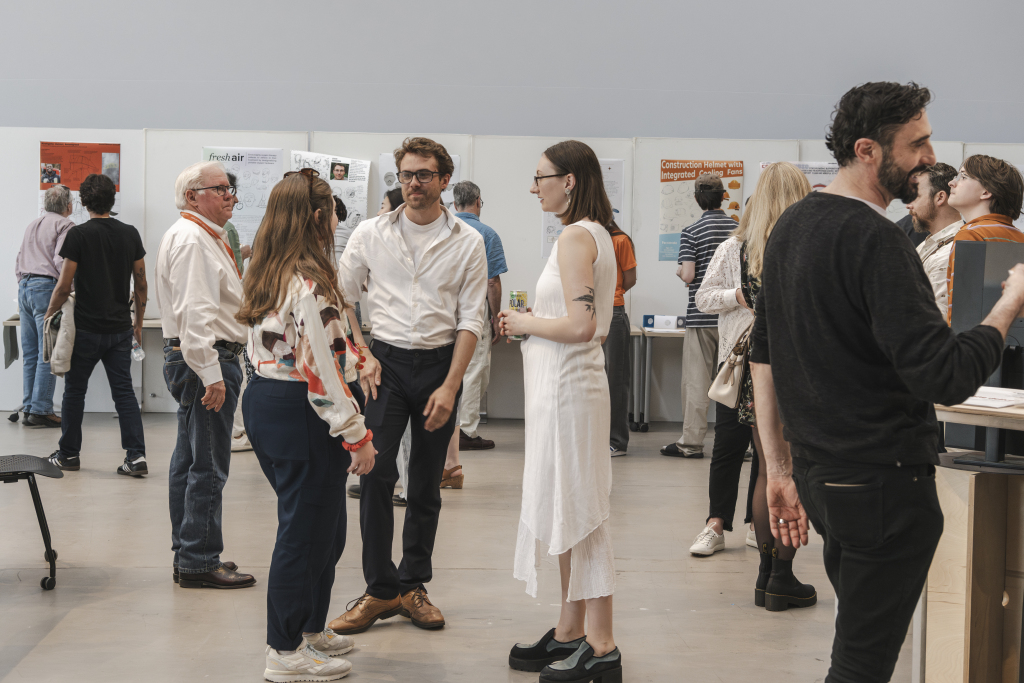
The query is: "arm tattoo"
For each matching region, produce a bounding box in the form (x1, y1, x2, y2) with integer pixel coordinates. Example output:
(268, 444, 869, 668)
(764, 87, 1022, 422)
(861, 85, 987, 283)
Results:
(573, 287, 596, 319)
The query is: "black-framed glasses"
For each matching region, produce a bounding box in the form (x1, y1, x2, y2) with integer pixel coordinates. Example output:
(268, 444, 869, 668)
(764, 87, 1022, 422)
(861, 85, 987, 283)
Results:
(397, 170, 441, 184)
(532, 173, 567, 187)
(195, 184, 237, 197)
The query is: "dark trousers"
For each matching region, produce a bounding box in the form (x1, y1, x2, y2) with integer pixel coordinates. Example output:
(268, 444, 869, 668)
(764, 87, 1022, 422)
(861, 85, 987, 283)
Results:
(793, 457, 943, 683)
(603, 306, 631, 451)
(706, 398, 756, 532)
(360, 339, 461, 600)
(244, 376, 350, 651)
(59, 329, 145, 460)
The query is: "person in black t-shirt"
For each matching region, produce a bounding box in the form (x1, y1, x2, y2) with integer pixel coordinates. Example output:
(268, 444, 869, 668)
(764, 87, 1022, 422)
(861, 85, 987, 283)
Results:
(44, 173, 149, 477)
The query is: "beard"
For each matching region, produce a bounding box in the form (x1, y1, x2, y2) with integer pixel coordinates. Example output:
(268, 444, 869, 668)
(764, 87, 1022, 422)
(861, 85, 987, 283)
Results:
(879, 148, 928, 205)
(911, 212, 931, 234)
(403, 184, 442, 210)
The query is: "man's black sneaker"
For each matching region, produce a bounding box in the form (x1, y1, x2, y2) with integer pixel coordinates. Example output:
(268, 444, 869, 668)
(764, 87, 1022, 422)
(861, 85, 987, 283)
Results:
(47, 450, 80, 471)
(116, 456, 148, 477)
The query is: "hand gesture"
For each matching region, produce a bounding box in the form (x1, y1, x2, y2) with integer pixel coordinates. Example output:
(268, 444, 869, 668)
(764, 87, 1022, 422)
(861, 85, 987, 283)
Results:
(348, 440, 376, 475)
(423, 384, 457, 432)
(767, 477, 810, 548)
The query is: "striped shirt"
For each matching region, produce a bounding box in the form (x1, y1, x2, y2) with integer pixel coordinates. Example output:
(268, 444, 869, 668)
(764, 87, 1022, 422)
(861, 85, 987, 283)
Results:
(946, 214, 1024, 325)
(679, 210, 737, 327)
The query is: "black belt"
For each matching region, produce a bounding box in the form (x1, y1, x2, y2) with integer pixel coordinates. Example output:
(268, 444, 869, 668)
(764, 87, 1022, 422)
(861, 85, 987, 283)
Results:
(22, 274, 57, 281)
(369, 339, 455, 360)
(163, 338, 245, 356)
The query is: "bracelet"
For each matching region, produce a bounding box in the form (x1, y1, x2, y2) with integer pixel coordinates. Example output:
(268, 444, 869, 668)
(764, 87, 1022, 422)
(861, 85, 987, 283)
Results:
(343, 429, 373, 452)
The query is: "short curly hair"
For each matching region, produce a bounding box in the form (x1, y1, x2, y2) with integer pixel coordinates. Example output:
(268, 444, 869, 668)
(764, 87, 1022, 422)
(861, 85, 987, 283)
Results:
(79, 173, 116, 215)
(825, 82, 933, 167)
(393, 137, 454, 179)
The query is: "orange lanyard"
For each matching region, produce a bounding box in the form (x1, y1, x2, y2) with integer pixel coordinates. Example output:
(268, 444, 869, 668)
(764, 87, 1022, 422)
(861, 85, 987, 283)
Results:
(180, 212, 242, 280)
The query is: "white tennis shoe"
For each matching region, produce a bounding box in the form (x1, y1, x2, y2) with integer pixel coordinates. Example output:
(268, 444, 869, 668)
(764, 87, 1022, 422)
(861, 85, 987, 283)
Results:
(304, 628, 354, 657)
(689, 526, 725, 556)
(264, 644, 351, 682)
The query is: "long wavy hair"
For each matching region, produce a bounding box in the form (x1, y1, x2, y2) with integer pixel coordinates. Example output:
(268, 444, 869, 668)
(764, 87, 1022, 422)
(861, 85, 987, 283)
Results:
(733, 162, 811, 279)
(236, 173, 346, 326)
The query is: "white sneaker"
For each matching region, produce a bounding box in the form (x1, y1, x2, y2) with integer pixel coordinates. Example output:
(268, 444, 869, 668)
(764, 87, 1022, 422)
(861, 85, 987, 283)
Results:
(689, 526, 725, 556)
(610, 446, 628, 457)
(746, 527, 758, 548)
(304, 628, 354, 657)
(231, 434, 253, 452)
(264, 645, 351, 682)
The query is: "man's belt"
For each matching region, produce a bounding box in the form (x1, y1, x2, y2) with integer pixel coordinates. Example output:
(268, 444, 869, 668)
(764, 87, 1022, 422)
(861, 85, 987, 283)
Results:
(163, 338, 245, 356)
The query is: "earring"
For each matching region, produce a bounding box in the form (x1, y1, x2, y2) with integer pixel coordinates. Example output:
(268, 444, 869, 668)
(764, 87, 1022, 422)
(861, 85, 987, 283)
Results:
(564, 188, 571, 206)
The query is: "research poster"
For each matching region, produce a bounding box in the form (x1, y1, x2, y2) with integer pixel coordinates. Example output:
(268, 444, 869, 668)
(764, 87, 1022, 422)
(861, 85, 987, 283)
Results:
(541, 158, 625, 258)
(659, 160, 743, 261)
(377, 153, 462, 211)
(760, 160, 838, 191)
(291, 151, 371, 254)
(202, 146, 285, 245)
(38, 141, 121, 224)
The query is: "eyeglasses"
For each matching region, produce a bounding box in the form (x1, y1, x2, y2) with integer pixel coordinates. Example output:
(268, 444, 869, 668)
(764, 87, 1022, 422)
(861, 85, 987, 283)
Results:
(194, 185, 237, 197)
(397, 170, 442, 184)
(532, 173, 568, 187)
(951, 171, 971, 184)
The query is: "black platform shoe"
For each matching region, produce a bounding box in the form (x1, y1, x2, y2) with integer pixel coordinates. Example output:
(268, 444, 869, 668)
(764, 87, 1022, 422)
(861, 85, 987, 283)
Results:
(754, 543, 772, 607)
(509, 628, 587, 672)
(765, 557, 817, 611)
(540, 642, 622, 683)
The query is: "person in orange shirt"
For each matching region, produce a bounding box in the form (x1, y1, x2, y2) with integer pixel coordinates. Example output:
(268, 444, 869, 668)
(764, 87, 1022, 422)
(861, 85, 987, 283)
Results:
(603, 220, 637, 456)
(946, 154, 1024, 324)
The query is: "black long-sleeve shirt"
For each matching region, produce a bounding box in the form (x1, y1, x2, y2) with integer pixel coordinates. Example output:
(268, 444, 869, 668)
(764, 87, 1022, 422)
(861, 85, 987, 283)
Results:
(750, 192, 1003, 467)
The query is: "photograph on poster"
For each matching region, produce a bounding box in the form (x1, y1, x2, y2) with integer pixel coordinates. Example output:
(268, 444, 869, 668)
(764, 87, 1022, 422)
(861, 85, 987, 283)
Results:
(40, 163, 60, 184)
(658, 159, 743, 261)
(330, 162, 349, 180)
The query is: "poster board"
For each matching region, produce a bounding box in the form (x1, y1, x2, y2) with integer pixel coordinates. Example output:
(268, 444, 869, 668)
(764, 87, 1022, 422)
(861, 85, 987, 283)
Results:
(201, 146, 285, 246)
(377, 152, 462, 209)
(290, 151, 371, 254)
(38, 141, 122, 223)
(657, 160, 743, 261)
(542, 158, 625, 257)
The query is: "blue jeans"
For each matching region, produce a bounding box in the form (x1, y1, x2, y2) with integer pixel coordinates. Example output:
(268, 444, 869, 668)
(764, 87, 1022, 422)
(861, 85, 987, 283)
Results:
(18, 276, 57, 415)
(163, 345, 242, 574)
(59, 329, 145, 460)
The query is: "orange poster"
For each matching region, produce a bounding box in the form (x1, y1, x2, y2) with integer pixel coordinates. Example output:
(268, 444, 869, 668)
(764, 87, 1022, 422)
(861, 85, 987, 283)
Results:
(658, 160, 743, 260)
(39, 141, 120, 191)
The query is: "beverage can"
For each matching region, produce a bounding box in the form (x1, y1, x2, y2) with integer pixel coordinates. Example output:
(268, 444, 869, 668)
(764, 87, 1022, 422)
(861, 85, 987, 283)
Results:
(509, 290, 527, 340)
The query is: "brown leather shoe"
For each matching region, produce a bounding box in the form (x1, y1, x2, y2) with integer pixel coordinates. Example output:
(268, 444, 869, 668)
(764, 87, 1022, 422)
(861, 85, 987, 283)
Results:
(174, 561, 237, 583)
(329, 593, 401, 634)
(27, 413, 61, 428)
(459, 429, 495, 450)
(177, 564, 255, 589)
(400, 587, 446, 629)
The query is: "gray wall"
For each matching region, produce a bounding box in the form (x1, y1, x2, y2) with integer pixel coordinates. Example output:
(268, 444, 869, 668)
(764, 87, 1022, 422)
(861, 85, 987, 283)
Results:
(3, 1, 1023, 143)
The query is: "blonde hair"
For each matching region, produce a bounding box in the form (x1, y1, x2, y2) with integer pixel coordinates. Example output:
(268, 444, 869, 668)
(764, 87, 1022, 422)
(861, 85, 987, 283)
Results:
(733, 162, 811, 278)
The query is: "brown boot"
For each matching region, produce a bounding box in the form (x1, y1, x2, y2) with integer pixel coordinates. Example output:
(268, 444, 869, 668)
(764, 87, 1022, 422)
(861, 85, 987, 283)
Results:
(399, 587, 446, 630)
(329, 593, 401, 634)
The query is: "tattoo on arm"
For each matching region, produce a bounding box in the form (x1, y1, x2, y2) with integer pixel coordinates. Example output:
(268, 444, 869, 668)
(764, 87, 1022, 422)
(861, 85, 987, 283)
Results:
(573, 287, 596, 319)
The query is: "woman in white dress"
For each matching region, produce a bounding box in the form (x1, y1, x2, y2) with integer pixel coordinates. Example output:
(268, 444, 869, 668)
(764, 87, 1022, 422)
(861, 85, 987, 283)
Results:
(499, 140, 621, 683)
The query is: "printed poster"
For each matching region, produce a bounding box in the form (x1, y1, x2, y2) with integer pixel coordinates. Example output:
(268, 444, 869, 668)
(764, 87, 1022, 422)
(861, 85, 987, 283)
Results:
(377, 153, 462, 211)
(658, 160, 743, 261)
(542, 158, 625, 258)
(202, 146, 285, 245)
(38, 142, 121, 224)
(760, 160, 838, 191)
(291, 151, 371, 254)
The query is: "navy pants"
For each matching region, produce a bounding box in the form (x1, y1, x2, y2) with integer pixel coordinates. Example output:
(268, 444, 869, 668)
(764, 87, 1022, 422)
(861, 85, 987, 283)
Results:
(244, 375, 351, 651)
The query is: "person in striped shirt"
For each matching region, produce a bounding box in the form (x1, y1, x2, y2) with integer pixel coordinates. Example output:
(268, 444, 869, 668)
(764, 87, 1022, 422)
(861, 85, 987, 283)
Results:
(946, 154, 1024, 325)
(661, 173, 737, 458)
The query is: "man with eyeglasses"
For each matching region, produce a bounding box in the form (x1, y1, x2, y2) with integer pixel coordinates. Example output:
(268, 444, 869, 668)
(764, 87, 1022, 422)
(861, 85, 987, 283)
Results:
(330, 137, 487, 635)
(154, 160, 255, 590)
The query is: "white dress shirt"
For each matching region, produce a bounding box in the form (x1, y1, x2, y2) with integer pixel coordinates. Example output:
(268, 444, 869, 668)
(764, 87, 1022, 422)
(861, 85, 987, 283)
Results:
(154, 210, 246, 385)
(916, 219, 964, 320)
(339, 204, 487, 349)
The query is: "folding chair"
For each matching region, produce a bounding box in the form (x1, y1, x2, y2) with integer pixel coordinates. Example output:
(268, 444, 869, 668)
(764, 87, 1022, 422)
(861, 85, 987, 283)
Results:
(0, 454, 62, 589)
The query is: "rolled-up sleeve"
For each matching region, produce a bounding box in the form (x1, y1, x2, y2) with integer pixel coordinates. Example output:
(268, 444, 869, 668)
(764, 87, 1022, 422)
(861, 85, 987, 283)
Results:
(168, 243, 223, 385)
(456, 236, 488, 340)
(338, 226, 368, 305)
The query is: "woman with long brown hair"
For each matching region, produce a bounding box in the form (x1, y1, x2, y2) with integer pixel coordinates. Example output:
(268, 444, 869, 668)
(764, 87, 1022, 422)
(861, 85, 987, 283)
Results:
(499, 141, 621, 683)
(237, 169, 375, 682)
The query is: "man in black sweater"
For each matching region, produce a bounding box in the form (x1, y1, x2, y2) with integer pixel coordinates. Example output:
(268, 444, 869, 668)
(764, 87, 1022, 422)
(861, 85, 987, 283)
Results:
(751, 82, 1024, 682)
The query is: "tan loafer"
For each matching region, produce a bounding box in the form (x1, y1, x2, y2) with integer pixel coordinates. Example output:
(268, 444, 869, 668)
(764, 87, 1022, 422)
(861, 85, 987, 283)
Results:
(328, 593, 401, 634)
(399, 587, 446, 630)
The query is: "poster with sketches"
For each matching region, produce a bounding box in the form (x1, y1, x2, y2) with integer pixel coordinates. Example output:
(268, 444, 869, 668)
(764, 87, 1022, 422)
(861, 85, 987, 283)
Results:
(291, 151, 370, 254)
(542, 158, 625, 258)
(377, 153, 462, 211)
(38, 142, 122, 224)
(760, 160, 838, 192)
(659, 160, 743, 261)
(202, 146, 284, 245)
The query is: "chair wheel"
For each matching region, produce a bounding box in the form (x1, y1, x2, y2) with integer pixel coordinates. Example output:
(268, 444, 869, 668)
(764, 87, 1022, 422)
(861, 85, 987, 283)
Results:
(639, 423, 649, 433)
(629, 422, 639, 432)
(40, 577, 55, 590)
(44, 549, 57, 562)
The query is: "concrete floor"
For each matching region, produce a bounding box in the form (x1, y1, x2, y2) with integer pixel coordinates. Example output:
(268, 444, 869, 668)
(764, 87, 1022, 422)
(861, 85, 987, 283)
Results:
(0, 414, 913, 682)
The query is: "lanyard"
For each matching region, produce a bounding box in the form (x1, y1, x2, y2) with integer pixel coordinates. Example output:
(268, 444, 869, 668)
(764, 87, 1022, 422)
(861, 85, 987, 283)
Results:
(180, 212, 242, 279)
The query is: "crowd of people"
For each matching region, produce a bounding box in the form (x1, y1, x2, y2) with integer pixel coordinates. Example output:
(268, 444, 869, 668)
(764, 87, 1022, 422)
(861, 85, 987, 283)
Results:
(12, 80, 1024, 683)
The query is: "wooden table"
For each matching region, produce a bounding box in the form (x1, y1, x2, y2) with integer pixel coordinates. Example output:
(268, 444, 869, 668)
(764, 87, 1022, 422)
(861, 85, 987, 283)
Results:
(637, 327, 686, 432)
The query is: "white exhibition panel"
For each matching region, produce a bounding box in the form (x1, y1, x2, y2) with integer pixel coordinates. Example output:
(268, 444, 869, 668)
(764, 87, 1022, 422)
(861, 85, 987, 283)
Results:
(140, 129, 308, 413)
(0, 127, 145, 414)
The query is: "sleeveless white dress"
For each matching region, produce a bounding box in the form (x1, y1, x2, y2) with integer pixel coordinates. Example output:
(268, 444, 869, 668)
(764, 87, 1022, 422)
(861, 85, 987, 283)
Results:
(514, 221, 617, 601)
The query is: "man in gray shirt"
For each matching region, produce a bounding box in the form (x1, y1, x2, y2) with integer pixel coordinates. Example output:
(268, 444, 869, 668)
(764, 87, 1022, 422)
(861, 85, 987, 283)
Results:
(15, 184, 74, 427)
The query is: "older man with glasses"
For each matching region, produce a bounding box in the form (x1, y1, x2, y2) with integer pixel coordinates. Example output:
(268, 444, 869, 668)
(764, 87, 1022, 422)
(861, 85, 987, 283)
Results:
(154, 160, 254, 589)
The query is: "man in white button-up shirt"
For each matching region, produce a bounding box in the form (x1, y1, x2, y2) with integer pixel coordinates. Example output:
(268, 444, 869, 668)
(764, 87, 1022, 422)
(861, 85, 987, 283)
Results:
(154, 160, 255, 590)
(330, 138, 487, 634)
(907, 163, 964, 320)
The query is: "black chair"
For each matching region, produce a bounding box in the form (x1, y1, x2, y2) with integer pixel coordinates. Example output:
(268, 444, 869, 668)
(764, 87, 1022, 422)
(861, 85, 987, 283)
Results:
(0, 454, 61, 589)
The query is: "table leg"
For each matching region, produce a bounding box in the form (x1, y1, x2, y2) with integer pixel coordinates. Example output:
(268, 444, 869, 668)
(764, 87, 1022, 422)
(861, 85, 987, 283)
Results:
(641, 336, 653, 432)
(630, 336, 642, 431)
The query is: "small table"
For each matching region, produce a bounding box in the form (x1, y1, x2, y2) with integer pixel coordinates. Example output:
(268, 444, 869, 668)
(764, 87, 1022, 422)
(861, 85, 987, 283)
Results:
(638, 327, 686, 432)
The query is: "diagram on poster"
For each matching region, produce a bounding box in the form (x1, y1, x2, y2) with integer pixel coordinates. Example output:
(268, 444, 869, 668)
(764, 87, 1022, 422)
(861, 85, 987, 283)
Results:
(38, 142, 122, 224)
(541, 159, 625, 258)
(202, 146, 285, 245)
(659, 160, 743, 261)
(761, 161, 838, 191)
(291, 151, 370, 254)
(377, 153, 462, 211)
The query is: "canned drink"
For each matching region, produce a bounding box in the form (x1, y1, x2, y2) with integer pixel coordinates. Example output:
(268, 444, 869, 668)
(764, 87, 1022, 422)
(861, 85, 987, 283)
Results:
(509, 290, 527, 340)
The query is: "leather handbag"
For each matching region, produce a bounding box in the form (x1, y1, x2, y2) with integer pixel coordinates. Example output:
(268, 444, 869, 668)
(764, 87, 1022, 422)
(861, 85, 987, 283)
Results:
(708, 322, 753, 409)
